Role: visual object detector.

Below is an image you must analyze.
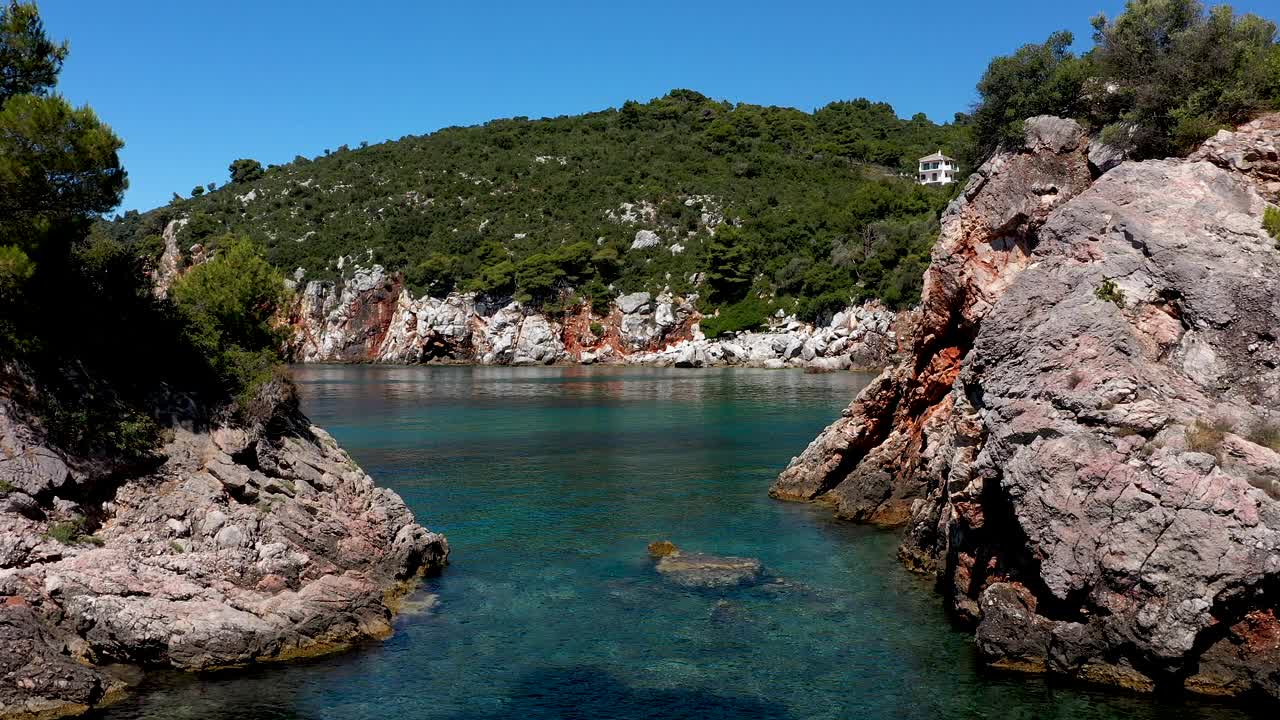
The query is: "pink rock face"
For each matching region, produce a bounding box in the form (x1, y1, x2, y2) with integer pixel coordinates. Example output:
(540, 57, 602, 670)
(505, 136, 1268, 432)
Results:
(775, 114, 1280, 699)
(283, 270, 909, 371)
(1191, 114, 1280, 203)
(771, 116, 1093, 523)
(0, 382, 448, 718)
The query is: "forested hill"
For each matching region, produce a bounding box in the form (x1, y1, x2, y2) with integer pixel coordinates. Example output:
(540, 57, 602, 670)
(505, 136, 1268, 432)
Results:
(104, 90, 967, 323)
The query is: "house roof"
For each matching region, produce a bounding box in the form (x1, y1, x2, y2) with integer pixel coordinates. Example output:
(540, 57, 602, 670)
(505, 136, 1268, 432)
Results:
(919, 150, 954, 162)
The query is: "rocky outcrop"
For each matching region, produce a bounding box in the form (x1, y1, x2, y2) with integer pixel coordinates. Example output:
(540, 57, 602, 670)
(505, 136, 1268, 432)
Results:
(150, 218, 188, 299)
(626, 304, 903, 370)
(773, 114, 1280, 700)
(0, 376, 447, 718)
(1190, 114, 1280, 202)
(647, 542, 766, 589)
(772, 115, 1093, 523)
(285, 269, 906, 371)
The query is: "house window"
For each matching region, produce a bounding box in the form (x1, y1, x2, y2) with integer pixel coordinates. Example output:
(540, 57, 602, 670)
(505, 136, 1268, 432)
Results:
(931, 173, 937, 181)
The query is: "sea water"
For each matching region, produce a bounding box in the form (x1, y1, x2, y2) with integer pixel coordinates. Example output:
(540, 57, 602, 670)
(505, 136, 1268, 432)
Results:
(94, 366, 1259, 720)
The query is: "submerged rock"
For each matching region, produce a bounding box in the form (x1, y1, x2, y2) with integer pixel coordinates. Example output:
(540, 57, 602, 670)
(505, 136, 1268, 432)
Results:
(647, 542, 765, 589)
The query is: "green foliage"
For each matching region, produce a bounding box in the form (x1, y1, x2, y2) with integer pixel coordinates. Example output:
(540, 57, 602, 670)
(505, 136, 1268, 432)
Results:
(1264, 206, 1280, 242)
(47, 520, 79, 544)
(228, 158, 264, 184)
(46, 515, 100, 545)
(0, 3, 296, 467)
(972, 30, 1090, 155)
(699, 295, 772, 339)
(407, 252, 459, 295)
(972, 0, 1280, 161)
(0, 479, 14, 494)
(0, 93, 126, 250)
(0, 1, 66, 103)
(109, 89, 963, 315)
(191, 184, 204, 197)
(468, 259, 515, 295)
(589, 321, 604, 337)
(171, 236, 289, 403)
(1090, 0, 1279, 156)
(0, 244, 34, 298)
(39, 396, 163, 462)
(1095, 278, 1127, 308)
(702, 227, 755, 303)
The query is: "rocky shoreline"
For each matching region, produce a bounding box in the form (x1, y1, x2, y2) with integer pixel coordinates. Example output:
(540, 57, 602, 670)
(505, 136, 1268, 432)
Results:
(0, 374, 447, 719)
(281, 265, 909, 372)
(772, 115, 1280, 700)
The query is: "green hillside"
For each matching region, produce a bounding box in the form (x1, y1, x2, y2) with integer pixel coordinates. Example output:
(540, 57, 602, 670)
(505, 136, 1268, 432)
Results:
(104, 91, 967, 324)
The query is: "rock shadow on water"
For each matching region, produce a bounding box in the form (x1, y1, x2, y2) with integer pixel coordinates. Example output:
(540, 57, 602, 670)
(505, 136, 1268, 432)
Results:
(438, 666, 795, 720)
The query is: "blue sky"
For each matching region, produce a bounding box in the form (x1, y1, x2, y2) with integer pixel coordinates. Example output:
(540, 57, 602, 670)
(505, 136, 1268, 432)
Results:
(39, 0, 1279, 212)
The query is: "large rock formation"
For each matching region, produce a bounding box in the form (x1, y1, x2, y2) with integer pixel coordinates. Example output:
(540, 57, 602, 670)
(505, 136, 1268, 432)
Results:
(284, 267, 907, 371)
(772, 116, 1094, 523)
(0, 375, 447, 718)
(773, 115, 1280, 699)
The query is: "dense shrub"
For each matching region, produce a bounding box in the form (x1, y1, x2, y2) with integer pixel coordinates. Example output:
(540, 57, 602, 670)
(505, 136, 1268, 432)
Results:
(171, 235, 290, 409)
(972, 0, 1280, 160)
(1265, 206, 1280, 242)
(0, 3, 297, 461)
(106, 89, 965, 318)
(699, 296, 773, 339)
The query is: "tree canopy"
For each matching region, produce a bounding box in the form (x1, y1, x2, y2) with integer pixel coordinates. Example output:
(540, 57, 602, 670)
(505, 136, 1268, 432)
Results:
(0, 1, 125, 263)
(229, 158, 265, 184)
(0, 2, 288, 459)
(971, 0, 1280, 159)
(109, 90, 968, 324)
(0, 0, 65, 103)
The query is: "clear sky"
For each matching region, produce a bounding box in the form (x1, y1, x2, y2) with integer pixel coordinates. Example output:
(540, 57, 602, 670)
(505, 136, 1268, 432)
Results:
(38, 0, 1280, 212)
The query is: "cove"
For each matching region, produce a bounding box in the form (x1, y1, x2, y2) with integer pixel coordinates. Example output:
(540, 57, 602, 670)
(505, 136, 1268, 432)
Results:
(92, 366, 1258, 720)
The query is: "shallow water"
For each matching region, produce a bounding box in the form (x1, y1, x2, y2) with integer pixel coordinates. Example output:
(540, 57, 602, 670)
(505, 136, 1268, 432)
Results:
(94, 366, 1262, 719)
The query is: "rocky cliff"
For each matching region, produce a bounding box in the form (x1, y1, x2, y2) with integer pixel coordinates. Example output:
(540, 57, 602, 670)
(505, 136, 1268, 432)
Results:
(773, 115, 1280, 699)
(283, 266, 908, 371)
(0, 373, 448, 718)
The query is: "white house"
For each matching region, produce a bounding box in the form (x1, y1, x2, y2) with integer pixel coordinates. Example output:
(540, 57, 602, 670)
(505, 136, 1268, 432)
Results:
(918, 150, 957, 185)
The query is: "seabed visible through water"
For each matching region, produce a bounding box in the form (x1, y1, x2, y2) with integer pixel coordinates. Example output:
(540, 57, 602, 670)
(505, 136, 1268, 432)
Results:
(93, 366, 1265, 720)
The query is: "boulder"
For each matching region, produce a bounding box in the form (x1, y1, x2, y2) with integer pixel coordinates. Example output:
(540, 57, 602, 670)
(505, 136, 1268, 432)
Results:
(616, 292, 652, 315)
(512, 314, 563, 365)
(1087, 136, 1127, 175)
(630, 229, 662, 250)
(649, 543, 765, 589)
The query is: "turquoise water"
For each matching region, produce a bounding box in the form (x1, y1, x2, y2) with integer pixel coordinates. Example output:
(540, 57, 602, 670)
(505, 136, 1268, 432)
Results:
(95, 366, 1259, 719)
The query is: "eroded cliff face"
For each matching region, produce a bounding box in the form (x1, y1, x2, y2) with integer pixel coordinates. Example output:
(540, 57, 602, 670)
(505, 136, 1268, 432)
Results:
(284, 268, 908, 371)
(771, 116, 1094, 524)
(0, 375, 448, 718)
(773, 115, 1280, 699)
